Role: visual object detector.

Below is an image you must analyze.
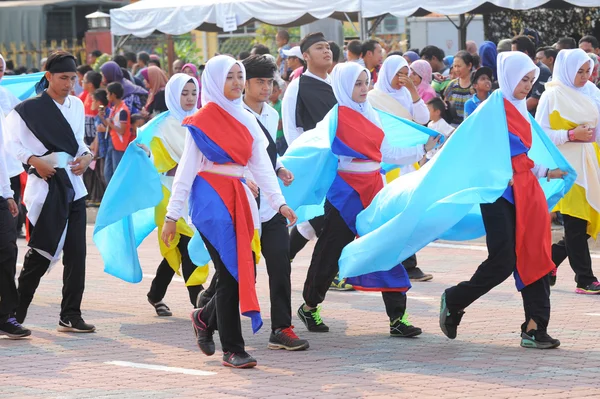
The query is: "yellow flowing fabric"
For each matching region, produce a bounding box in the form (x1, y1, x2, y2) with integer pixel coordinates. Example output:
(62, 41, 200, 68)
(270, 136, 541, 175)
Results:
(545, 81, 600, 239)
(151, 117, 209, 286)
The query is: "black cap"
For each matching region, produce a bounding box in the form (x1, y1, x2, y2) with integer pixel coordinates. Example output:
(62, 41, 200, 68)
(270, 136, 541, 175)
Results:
(470, 66, 493, 85)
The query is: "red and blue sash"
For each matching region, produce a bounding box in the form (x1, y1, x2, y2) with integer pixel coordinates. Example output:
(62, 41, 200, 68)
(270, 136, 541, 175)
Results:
(503, 99, 554, 289)
(328, 106, 410, 292)
(183, 103, 262, 332)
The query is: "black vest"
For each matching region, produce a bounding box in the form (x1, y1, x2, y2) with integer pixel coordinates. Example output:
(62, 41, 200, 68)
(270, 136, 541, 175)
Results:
(295, 74, 337, 132)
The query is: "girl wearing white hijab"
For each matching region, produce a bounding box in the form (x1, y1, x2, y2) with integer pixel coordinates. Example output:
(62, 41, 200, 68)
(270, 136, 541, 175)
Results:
(144, 73, 207, 317)
(367, 55, 430, 124)
(162, 56, 296, 369)
(441, 51, 566, 350)
(297, 62, 438, 337)
(535, 48, 600, 294)
(368, 55, 433, 282)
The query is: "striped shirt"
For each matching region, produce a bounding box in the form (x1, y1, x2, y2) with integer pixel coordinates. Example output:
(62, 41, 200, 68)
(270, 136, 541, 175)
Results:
(444, 79, 473, 125)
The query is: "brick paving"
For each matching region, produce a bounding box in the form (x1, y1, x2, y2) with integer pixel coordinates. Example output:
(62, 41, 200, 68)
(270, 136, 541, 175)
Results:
(1, 226, 599, 398)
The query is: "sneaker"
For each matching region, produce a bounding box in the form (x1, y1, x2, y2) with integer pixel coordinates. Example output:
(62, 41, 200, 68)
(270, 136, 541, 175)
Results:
(222, 351, 257, 369)
(148, 298, 172, 316)
(195, 290, 213, 309)
(190, 309, 215, 356)
(575, 281, 600, 295)
(330, 274, 355, 291)
(439, 292, 464, 339)
(297, 304, 329, 332)
(57, 318, 96, 333)
(407, 267, 433, 282)
(0, 317, 32, 339)
(520, 329, 561, 349)
(268, 326, 310, 351)
(549, 268, 558, 287)
(390, 313, 422, 338)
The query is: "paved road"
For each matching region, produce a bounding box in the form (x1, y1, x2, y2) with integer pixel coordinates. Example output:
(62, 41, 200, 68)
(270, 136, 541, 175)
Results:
(1, 226, 599, 399)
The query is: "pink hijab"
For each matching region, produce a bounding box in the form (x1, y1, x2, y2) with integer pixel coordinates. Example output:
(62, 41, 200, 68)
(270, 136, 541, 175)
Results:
(411, 60, 437, 103)
(181, 63, 202, 107)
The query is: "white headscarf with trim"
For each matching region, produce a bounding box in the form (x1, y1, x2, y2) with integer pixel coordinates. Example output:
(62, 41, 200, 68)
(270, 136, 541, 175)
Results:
(373, 55, 413, 111)
(497, 51, 539, 120)
(331, 62, 381, 128)
(165, 73, 199, 123)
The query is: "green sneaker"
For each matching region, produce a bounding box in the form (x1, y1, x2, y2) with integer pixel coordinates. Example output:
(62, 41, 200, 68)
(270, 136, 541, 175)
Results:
(297, 304, 329, 332)
(390, 313, 422, 337)
(330, 274, 355, 291)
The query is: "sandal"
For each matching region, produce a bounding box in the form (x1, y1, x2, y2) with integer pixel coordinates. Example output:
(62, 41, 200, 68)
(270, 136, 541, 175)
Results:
(148, 298, 172, 317)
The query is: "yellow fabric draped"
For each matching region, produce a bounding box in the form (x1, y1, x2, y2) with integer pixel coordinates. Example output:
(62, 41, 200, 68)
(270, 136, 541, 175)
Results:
(545, 81, 600, 239)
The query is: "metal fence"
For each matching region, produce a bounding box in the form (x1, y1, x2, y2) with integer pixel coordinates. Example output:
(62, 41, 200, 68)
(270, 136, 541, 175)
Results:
(0, 40, 87, 70)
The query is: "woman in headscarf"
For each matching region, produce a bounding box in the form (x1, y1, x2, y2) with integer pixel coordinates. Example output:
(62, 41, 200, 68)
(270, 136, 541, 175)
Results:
(440, 51, 567, 349)
(139, 73, 208, 316)
(141, 66, 169, 116)
(479, 41, 498, 82)
(182, 63, 202, 108)
(291, 62, 438, 338)
(403, 50, 420, 65)
(535, 49, 600, 294)
(367, 55, 433, 281)
(161, 55, 297, 369)
(410, 59, 437, 103)
(367, 55, 429, 124)
(100, 61, 147, 115)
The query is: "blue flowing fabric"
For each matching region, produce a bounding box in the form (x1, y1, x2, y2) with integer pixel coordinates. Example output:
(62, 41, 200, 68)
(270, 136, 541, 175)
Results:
(0, 72, 44, 100)
(338, 91, 577, 279)
(280, 105, 441, 222)
(93, 111, 210, 283)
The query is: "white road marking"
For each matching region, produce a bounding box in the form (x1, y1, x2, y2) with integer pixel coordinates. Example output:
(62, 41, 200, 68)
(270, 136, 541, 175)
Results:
(142, 273, 184, 283)
(585, 313, 600, 317)
(105, 361, 216, 376)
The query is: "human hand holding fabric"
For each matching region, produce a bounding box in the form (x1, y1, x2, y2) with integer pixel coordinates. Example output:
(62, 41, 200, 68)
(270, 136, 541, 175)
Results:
(161, 220, 176, 247)
(29, 156, 56, 180)
(247, 180, 259, 198)
(69, 154, 93, 176)
(547, 169, 568, 181)
(424, 135, 441, 152)
(277, 167, 294, 186)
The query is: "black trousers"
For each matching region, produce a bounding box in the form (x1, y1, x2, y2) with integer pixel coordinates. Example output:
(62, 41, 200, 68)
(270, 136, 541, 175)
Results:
(303, 200, 407, 320)
(9, 175, 21, 230)
(0, 197, 18, 324)
(445, 197, 551, 331)
(16, 198, 87, 323)
(202, 214, 293, 331)
(551, 214, 597, 288)
(200, 235, 246, 354)
(403, 254, 418, 271)
(148, 235, 203, 306)
(289, 215, 325, 260)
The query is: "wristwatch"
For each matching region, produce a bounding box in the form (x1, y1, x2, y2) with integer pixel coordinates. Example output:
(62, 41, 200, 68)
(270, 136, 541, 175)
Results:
(164, 215, 177, 223)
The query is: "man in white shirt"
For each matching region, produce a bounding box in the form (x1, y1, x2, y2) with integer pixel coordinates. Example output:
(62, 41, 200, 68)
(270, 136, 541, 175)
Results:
(0, 111, 30, 339)
(5, 51, 95, 333)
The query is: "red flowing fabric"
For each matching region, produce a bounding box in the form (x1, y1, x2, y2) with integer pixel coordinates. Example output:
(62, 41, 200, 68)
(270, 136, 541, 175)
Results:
(336, 106, 385, 206)
(504, 99, 554, 286)
(184, 102, 259, 320)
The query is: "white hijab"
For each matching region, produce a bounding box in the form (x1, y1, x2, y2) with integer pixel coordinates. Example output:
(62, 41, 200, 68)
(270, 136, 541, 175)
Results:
(374, 55, 413, 110)
(553, 48, 600, 113)
(200, 55, 264, 145)
(331, 62, 381, 128)
(497, 51, 539, 120)
(165, 73, 199, 123)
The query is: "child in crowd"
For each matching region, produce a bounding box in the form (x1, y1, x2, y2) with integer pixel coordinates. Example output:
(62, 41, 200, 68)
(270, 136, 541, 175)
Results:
(424, 97, 455, 162)
(90, 88, 110, 200)
(276, 30, 291, 78)
(269, 79, 287, 155)
(130, 114, 146, 142)
(464, 67, 493, 118)
(100, 82, 131, 184)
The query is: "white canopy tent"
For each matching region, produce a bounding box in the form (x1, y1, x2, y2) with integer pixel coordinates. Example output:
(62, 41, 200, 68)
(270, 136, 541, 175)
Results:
(110, 0, 361, 37)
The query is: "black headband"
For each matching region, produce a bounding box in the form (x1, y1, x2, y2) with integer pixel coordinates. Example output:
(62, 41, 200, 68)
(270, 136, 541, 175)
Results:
(47, 56, 77, 73)
(300, 34, 327, 54)
(245, 70, 275, 81)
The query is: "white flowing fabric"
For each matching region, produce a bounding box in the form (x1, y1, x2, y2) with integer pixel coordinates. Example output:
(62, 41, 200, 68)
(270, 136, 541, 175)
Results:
(497, 51, 539, 121)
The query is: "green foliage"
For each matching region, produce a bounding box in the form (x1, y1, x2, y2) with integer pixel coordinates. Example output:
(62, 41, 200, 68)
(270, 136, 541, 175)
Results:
(255, 24, 301, 52)
(92, 53, 111, 72)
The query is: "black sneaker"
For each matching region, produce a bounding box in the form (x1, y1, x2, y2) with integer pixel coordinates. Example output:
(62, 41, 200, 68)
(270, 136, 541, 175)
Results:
(222, 351, 257, 368)
(268, 326, 310, 351)
(439, 292, 464, 339)
(549, 268, 557, 287)
(190, 309, 215, 356)
(390, 313, 422, 338)
(520, 329, 561, 349)
(407, 267, 433, 282)
(297, 304, 329, 332)
(57, 318, 96, 333)
(0, 317, 32, 339)
(195, 290, 213, 309)
(148, 298, 172, 316)
(576, 281, 600, 295)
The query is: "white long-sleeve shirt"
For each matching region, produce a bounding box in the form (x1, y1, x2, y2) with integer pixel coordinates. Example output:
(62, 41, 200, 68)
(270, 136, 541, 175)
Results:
(1, 87, 25, 177)
(166, 124, 286, 223)
(243, 100, 285, 223)
(281, 70, 332, 145)
(408, 98, 430, 125)
(5, 95, 90, 203)
(0, 112, 14, 199)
